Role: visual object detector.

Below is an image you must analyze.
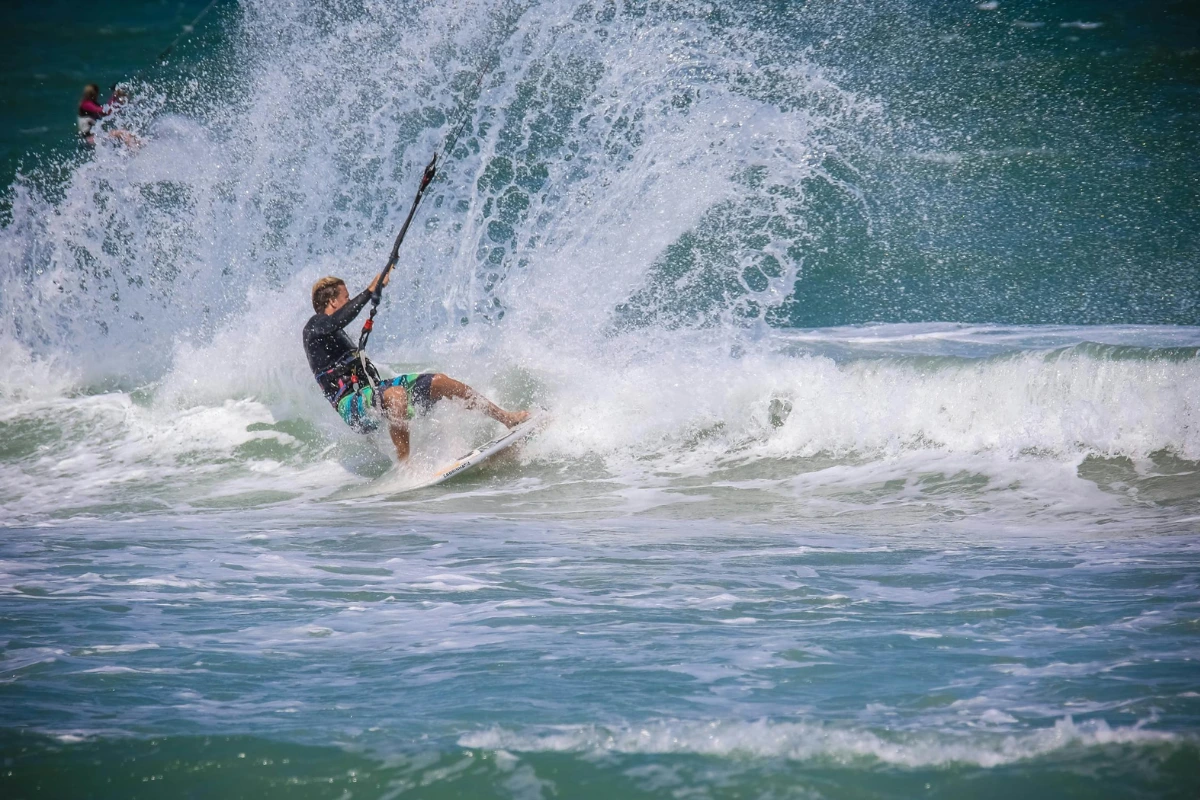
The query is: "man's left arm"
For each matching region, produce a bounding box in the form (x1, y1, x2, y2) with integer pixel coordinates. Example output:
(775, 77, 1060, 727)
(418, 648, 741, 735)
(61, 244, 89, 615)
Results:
(326, 289, 373, 330)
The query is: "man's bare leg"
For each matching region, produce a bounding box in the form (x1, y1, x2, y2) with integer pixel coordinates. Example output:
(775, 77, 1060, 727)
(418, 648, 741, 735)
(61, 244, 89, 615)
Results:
(427, 374, 530, 428)
(380, 385, 411, 461)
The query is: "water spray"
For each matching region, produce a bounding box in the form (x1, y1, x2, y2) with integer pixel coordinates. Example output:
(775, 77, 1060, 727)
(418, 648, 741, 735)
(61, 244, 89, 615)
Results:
(354, 55, 496, 387)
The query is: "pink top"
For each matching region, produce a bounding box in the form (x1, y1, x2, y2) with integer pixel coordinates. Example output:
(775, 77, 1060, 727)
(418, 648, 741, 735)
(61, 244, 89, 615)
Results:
(79, 99, 107, 120)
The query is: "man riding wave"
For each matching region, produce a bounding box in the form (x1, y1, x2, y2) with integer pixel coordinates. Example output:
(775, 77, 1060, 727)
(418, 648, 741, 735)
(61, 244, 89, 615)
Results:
(303, 272, 529, 461)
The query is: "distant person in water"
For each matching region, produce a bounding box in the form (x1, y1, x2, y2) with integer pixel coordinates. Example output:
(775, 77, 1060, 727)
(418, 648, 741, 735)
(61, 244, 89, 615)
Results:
(77, 84, 105, 145)
(77, 83, 140, 148)
(303, 273, 529, 462)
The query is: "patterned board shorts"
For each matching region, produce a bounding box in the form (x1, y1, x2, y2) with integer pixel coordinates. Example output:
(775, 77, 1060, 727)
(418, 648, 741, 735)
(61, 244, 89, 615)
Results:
(337, 373, 434, 433)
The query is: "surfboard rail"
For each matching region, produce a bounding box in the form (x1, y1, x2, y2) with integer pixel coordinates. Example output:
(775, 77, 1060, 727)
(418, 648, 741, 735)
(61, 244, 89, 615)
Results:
(410, 411, 549, 491)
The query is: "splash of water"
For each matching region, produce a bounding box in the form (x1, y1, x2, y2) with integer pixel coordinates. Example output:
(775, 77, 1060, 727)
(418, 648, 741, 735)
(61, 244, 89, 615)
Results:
(0, 0, 1197, 525)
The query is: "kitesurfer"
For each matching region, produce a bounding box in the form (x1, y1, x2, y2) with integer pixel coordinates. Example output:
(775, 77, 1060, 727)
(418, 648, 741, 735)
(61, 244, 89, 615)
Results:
(303, 274, 530, 462)
(77, 84, 106, 145)
(77, 83, 140, 148)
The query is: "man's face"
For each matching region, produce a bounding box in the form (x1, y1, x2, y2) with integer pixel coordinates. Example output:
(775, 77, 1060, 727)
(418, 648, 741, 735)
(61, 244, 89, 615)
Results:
(325, 284, 350, 315)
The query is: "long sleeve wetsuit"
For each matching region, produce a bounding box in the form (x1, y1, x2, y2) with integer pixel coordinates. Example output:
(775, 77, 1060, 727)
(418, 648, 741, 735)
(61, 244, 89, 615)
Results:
(302, 289, 377, 404)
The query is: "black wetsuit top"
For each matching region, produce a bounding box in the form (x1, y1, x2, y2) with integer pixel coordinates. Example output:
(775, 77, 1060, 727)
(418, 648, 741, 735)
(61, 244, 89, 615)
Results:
(302, 289, 377, 405)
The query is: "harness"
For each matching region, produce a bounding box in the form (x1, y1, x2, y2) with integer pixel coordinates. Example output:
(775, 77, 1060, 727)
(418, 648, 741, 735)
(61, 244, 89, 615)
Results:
(315, 350, 381, 407)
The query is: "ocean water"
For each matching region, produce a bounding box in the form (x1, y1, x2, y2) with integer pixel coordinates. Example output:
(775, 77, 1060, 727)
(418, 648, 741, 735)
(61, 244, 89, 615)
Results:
(2, 1, 1199, 797)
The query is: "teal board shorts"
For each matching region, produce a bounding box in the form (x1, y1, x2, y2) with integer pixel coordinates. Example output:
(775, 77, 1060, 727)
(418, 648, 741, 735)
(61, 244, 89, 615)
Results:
(337, 373, 434, 433)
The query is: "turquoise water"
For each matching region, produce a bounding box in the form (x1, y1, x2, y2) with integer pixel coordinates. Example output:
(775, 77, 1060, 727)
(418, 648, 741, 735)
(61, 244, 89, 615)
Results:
(2, 1, 1199, 797)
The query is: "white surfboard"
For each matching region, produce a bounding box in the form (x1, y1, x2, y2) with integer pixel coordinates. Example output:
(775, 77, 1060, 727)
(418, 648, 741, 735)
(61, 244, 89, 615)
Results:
(406, 412, 548, 491)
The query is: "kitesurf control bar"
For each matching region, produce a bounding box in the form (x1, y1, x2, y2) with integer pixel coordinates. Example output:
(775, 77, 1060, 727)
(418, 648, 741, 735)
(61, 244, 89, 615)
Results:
(357, 154, 438, 353)
(355, 54, 495, 357)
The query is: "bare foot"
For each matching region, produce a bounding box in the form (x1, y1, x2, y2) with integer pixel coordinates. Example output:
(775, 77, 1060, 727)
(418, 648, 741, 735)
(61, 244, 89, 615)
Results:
(503, 410, 531, 428)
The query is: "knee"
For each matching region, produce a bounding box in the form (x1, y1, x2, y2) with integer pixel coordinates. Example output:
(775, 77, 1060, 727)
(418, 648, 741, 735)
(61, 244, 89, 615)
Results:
(381, 385, 408, 415)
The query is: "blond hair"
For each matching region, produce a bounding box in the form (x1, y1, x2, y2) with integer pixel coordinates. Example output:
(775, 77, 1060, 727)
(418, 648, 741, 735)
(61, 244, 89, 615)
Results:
(311, 276, 345, 313)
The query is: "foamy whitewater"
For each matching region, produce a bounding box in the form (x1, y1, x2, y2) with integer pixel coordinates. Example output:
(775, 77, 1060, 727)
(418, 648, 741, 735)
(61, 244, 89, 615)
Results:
(1, 0, 1198, 797)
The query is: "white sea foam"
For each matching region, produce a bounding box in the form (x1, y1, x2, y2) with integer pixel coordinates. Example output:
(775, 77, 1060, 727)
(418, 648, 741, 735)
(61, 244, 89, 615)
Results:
(128, 576, 210, 589)
(78, 644, 160, 655)
(897, 630, 942, 639)
(78, 666, 184, 675)
(459, 716, 1183, 767)
(411, 574, 496, 592)
(1, 648, 67, 674)
(523, 335, 1200, 464)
